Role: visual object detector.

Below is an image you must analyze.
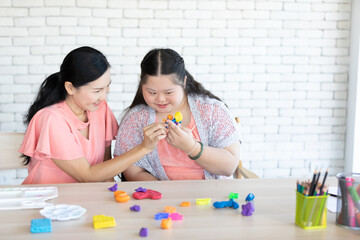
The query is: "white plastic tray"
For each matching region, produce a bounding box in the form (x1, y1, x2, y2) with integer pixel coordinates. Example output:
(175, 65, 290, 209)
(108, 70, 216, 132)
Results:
(40, 204, 86, 221)
(0, 186, 58, 210)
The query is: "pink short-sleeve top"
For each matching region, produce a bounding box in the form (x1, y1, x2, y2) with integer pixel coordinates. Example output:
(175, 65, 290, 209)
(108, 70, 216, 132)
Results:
(157, 114, 205, 180)
(19, 100, 118, 184)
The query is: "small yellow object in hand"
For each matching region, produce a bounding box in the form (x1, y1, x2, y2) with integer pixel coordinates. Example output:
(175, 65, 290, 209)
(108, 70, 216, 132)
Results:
(174, 111, 183, 123)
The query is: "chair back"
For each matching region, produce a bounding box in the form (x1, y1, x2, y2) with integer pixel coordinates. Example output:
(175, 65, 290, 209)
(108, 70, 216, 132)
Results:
(233, 117, 259, 179)
(234, 160, 259, 179)
(0, 132, 26, 170)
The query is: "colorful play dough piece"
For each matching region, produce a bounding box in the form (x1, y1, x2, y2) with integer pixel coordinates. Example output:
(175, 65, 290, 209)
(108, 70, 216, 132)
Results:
(93, 215, 116, 229)
(133, 189, 162, 200)
(241, 202, 255, 216)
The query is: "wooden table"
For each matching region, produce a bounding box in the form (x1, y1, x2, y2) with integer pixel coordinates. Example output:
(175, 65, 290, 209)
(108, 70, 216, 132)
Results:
(1, 178, 359, 239)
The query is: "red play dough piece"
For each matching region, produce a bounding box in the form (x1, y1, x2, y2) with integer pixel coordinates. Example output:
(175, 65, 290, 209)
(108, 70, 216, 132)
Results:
(132, 189, 162, 200)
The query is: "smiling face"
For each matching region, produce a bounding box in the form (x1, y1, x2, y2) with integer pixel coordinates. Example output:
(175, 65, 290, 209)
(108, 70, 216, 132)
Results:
(142, 74, 186, 114)
(65, 68, 111, 115)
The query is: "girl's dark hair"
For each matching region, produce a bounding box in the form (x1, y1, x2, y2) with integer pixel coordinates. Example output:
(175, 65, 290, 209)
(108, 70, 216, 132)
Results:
(128, 48, 222, 110)
(22, 46, 110, 165)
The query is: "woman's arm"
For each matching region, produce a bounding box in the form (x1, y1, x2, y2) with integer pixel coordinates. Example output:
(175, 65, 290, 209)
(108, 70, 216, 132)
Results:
(52, 122, 166, 182)
(166, 120, 240, 176)
(123, 165, 159, 181)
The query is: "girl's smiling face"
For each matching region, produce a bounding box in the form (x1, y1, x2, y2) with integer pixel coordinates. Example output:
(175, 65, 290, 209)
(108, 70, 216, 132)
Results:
(142, 74, 186, 114)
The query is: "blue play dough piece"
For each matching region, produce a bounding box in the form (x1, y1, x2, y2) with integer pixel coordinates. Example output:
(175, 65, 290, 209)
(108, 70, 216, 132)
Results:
(245, 193, 255, 201)
(30, 219, 52, 233)
(213, 199, 239, 209)
(154, 212, 169, 220)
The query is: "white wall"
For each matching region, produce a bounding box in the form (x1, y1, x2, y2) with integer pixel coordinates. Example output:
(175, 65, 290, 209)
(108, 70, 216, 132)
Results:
(0, 0, 353, 184)
(345, 0, 360, 173)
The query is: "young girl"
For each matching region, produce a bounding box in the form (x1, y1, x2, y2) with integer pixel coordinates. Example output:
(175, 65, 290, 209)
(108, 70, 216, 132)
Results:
(20, 46, 166, 184)
(114, 48, 240, 181)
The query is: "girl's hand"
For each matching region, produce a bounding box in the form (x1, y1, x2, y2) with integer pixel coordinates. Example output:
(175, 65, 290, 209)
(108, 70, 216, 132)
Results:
(141, 122, 167, 154)
(165, 120, 195, 153)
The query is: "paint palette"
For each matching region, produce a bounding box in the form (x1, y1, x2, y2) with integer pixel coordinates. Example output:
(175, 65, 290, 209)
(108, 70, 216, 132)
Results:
(40, 204, 86, 221)
(0, 186, 58, 210)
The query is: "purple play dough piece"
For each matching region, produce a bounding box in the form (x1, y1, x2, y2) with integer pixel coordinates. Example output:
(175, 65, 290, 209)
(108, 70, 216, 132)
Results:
(108, 183, 118, 192)
(241, 202, 255, 216)
(135, 187, 147, 192)
(130, 205, 141, 211)
(139, 227, 148, 237)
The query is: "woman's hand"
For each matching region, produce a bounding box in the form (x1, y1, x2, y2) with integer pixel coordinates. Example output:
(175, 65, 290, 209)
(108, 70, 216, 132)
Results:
(140, 122, 167, 154)
(165, 120, 195, 153)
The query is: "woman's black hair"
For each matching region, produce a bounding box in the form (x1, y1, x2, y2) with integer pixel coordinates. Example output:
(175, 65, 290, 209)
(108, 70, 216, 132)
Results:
(127, 48, 222, 110)
(22, 46, 110, 165)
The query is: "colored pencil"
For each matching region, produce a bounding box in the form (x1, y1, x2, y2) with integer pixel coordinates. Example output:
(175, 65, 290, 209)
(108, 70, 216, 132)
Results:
(319, 168, 328, 195)
(312, 170, 321, 196)
(309, 169, 317, 197)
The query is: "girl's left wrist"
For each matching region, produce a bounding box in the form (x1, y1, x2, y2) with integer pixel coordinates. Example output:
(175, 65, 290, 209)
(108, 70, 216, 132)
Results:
(185, 139, 197, 155)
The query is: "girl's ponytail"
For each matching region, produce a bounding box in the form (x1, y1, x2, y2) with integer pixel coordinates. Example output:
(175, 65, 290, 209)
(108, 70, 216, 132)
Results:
(184, 70, 222, 102)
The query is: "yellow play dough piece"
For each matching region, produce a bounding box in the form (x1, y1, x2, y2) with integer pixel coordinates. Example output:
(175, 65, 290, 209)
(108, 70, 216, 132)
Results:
(174, 112, 183, 122)
(93, 215, 116, 229)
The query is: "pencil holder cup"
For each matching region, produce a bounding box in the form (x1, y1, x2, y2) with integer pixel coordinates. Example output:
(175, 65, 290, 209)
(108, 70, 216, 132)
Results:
(295, 191, 328, 229)
(336, 172, 360, 230)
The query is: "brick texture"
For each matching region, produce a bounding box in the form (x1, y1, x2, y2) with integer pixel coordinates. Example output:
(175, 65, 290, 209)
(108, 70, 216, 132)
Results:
(0, 0, 351, 183)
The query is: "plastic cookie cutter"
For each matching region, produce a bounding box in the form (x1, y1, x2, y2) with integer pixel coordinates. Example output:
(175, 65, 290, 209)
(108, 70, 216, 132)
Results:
(196, 198, 211, 205)
(0, 186, 58, 210)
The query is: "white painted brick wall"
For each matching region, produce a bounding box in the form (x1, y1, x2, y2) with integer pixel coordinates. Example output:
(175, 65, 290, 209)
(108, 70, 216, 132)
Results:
(0, 0, 352, 184)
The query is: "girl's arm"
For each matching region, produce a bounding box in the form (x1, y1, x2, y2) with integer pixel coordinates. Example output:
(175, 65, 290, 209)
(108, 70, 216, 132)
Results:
(52, 122, 166, 183)
(188, 141, 240, 176)
(123, 165, 159, 181)
(166, 120, 240, 176)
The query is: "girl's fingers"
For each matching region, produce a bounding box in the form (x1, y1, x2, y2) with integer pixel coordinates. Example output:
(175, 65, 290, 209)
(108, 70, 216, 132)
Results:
(180, 126, 191, 134)
(166, 120, 182, 136)
(157, 134, 166, 141)
(144, 122, 166, 136)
